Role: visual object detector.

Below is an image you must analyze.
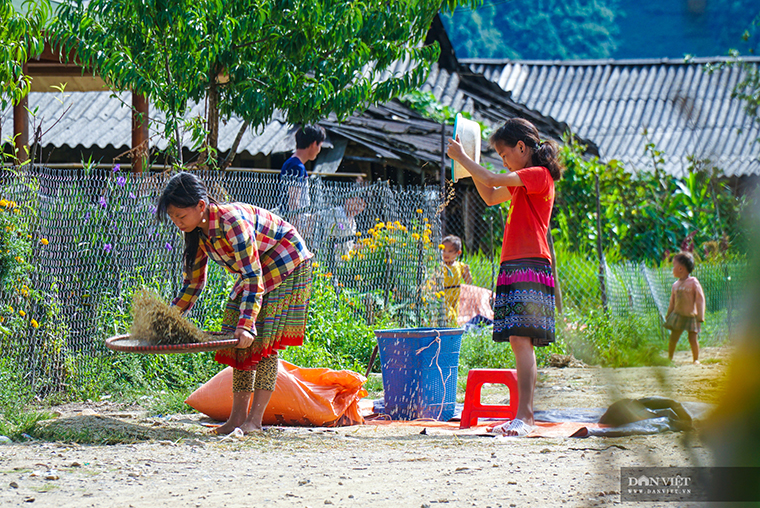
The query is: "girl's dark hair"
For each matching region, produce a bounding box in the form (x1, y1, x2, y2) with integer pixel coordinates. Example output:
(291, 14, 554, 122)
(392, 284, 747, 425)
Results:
(441, 235, 462, 252)
(673, 251, 695, 273)
(488, 118, 564, 180)
(156, 172, 212, 275)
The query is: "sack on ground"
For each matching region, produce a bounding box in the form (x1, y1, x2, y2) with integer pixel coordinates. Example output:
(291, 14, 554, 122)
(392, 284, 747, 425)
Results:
(185, 361, 367, 426)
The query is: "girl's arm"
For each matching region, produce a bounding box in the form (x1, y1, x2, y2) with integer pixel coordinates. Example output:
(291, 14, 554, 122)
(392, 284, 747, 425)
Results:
(695, 279, 706, 322)
(447, 136, 523, 206)
(171, 246, 208, 314)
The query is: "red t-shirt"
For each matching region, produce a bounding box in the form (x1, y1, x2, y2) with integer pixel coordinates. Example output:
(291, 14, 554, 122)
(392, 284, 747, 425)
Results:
(500, 166, 555, 263)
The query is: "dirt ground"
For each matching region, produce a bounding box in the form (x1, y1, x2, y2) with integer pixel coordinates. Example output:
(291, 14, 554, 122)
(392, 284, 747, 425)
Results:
(0, 347, 732, 508)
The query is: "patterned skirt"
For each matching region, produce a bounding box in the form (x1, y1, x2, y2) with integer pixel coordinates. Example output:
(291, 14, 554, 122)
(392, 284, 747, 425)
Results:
(664, 312, 701, 333)
(215, 261, 312, 370)
(493, 258, 556, 347)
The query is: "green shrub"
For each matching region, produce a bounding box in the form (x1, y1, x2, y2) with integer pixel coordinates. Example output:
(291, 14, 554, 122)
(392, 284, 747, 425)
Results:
(0, 358, 54, 440)
(284, 270, 391, 372)
(558, 308, 668, 367)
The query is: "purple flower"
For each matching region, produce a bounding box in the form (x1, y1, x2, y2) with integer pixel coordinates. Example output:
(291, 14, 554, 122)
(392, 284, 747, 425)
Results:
(129, 192, 136, 199)
(113, 164, 121, 173)
(165, 242, 173, 251)
(116, 176, 126, 188)
(84, 211, 91, 223)
(104, 243, 112, 253)
(338, 223, 345, 231)
(99, 196, 107, 208)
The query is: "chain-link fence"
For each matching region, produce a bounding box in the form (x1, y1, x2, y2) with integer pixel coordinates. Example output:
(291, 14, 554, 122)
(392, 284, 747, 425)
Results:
(0, 166, 446, 396)
(1, 163, 751, 396)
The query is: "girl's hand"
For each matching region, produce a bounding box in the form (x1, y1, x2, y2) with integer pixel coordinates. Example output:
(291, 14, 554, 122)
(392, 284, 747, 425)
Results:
(446, 135, 468, 163)
(234, 327, 255, 349)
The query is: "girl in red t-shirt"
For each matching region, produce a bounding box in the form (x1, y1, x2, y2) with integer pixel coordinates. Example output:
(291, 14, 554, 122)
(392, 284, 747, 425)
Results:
(447, 118, 563, 437)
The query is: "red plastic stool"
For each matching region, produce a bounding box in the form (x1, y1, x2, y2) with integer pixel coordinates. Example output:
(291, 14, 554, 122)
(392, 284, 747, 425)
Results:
(459, 369, 519, 429)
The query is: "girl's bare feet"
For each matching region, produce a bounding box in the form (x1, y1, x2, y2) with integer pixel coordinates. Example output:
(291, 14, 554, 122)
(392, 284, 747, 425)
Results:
(213, 418, 245, 435)
(239, 421, 264, 434)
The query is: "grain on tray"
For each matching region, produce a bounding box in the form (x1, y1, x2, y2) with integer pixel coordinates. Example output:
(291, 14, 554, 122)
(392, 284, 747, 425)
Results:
(129, 288, 218, 345)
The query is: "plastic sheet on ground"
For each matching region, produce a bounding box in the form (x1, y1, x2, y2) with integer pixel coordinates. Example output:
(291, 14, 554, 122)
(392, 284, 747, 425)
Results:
(367, 396, 713, 438)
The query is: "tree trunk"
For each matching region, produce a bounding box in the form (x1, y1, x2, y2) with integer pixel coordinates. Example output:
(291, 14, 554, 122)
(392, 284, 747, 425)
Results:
(207, 79, 219, 160)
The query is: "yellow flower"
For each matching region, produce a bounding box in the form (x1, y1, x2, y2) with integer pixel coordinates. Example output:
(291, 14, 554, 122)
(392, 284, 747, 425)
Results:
(394, 221, 401, 228)
(438, 244, 445, 250)
(312, 261, 320, 268)
(416, 209, 423, 214)
(27, 234, 32, 239)
(355, 231, 362, 237)
(412, 233, 420, 240)
(8, 307, 13, 314)
(31, 319, 39, 329)
(19, 310, 26, 317)
(355, 275, 362, 281)
(341, 254, 350, 261)
(0, 316, 3, 323)
(423, 218, 429, 223)
(375, 223, 384, 230)
(0, 199, 7, 207)
(40, 238, 49, 245)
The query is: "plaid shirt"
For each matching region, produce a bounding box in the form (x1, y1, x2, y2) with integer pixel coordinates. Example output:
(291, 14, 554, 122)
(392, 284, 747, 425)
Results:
(172, 203, 312, 333)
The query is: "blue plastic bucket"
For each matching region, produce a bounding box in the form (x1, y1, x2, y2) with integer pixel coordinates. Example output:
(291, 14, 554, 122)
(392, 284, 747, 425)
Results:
(374, 327, 464, 421)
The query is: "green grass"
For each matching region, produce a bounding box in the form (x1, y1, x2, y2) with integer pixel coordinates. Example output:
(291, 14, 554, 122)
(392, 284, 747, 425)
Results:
(0, 359, 56, 440)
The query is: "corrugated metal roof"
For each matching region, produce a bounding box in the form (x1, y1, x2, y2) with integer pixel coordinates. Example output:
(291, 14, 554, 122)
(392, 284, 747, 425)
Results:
(2, 62, 583, 172)
(461, 57, 760, 177)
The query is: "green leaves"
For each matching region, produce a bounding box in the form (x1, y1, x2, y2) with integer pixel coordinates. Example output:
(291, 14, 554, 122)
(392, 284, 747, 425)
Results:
(0, 0, 54, 109)
(554, 134, 746, 262)
(51, 0, 467, 163)
(441, 0, 620, 60)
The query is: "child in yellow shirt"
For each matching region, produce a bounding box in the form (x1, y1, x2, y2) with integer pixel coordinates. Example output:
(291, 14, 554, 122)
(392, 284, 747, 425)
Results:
(441, 235, 473, 326)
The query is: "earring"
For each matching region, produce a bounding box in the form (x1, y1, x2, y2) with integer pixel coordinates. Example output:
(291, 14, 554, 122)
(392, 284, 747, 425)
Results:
(202, 218, 207, 223)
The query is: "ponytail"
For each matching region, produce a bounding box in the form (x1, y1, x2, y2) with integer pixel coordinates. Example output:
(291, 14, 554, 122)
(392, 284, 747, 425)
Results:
(532, 140, 563, 181)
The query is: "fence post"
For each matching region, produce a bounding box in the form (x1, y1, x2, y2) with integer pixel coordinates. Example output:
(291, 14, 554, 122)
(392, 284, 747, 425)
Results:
(547, 229, 563, 314)
(440, 122, 446, 233)
(595, 173, 608, 311)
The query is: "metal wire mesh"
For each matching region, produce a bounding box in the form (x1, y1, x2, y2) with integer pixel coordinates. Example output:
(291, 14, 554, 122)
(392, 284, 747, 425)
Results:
(0, 166, 447, 396)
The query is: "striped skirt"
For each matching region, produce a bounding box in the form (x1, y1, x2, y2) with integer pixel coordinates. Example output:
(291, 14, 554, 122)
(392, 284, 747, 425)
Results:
(493, 258, 556, 347)
(215, 260, 312, 370)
